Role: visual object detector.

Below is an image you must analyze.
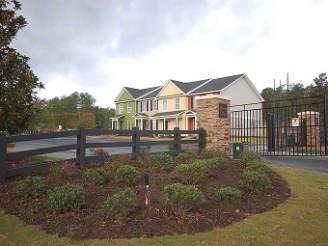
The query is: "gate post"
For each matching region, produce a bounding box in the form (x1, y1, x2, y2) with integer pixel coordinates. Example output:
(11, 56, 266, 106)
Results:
(196, 95, 231, 156)
(76, 126, 86, 169)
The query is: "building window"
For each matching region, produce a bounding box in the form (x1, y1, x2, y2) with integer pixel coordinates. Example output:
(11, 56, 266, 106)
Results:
(127, 102, 131, 113)
(127, 120, 131, 130)
(119, 103, 123, 114)
(142, 101, 147, 112)
(152, 99, 158, 111)
(163, 99, 168, 111)
(192, 96, 197, 108)
(175, 98, 180, 110)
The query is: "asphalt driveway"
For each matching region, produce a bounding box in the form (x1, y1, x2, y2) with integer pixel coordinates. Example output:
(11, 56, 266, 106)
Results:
(262, 156, 328, 173)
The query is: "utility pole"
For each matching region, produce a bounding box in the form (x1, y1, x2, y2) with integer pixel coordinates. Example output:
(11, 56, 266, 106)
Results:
(287, 72, 290, 100)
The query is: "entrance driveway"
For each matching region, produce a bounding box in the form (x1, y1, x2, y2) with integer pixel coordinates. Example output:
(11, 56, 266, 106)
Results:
(262, 156, 328, 173)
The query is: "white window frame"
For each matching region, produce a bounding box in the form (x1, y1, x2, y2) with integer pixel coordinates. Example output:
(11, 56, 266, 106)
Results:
(142, 101, 147, 112)
(127, 102, 131, 113)
(152, 99, 158, 111)
(175, 98, 180, 110)
(152, 119, 157, 130)
(192, 96, 197, 108)
(119, 103, 123, 114)
(127, 120, 131, 130)
(163, 99, 168, 111)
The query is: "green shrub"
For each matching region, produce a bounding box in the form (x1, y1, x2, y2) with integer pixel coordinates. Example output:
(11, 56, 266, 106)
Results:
(216, 151, 231, 160)
(140, 146, 151, 156)
(116, 165, 141, 185)
(243, 170, 272, 194)
(241, 151, 261, 164)
(173, 160, 210, 184)
(204, 157, 231, 172)
(83, 168, 110, 185)
(168, 144, 175, 151)
(46, 184, 86, 213)
(164, 183, 205, 216)
(145, 153, 174, 172)
(245, 160, 267, 173)
(102, 188, 138, 218)
(15, 176, 48, 198)
(199, 149, 221, 160)
(174, 149, 198, 165)
(217, 187, 242, 205)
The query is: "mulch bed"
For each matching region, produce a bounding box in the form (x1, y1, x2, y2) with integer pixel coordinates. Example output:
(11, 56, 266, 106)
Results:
(0, 159, 291, 240)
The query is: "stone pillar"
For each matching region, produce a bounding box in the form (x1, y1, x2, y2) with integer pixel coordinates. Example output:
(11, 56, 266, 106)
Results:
(298, 111, 320, 147)
(196, 95, 231, 156)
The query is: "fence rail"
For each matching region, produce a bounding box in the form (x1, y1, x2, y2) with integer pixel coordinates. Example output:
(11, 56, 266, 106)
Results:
(0, 127, 206, 184)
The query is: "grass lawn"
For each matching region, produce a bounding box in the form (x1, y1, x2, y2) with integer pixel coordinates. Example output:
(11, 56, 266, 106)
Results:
(0, 165, 327, 246)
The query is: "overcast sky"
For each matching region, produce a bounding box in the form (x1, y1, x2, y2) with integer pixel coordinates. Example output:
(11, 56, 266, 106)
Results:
(12, 0, 328, 108)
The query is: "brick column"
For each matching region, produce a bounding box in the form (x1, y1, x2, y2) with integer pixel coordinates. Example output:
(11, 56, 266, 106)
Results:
(298, 111, 320, 147)
(196, 95, 231, 156)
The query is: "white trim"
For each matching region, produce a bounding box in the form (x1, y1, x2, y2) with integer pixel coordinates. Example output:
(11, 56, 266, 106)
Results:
(114, 87, 134, 102)
(152, 99, 158, 111)
(162, 99, 168, 111)
(221, 74, 264, 102)
(118, 103, 123, 114)
(155, 80, 185, 99)
(195, 94, 231, 101)
(183, 110, 197, 115)
(188, 90, 222, 96)
(127, 102, 132, 113)
(175, 98, 180, 110)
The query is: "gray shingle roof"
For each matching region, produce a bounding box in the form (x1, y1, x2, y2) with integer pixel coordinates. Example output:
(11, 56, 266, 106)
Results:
(151, 110, 186, 118)
(125, 86, 161, 99)
(170, 79, 210, 93)
(191, 74, 244, 94)
(138, 86, 163, 99)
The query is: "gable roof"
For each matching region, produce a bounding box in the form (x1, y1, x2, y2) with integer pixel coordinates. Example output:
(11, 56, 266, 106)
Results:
(115, 86, 161, 102)
(190, 74, 244, 94)
(125, 86, 160, 99)
(138, 86, 163, 99)
(170, 79, 210, 93)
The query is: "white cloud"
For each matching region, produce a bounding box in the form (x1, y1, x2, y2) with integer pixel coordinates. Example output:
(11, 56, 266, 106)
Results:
(29, 0, 328, 107)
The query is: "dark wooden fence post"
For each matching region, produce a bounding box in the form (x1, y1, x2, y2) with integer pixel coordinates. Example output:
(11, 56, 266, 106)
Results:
(76, 126, 86, 169)
(0, 133, 7, 184)
(132, 127, 140, 159)
(174, 127, 181, 155)
(198, 128, 206, 154)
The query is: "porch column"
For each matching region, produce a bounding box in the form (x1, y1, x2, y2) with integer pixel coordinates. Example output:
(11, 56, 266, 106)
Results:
(111, 120, 113, 130)
(141, 119, 144, 130)
(117, 120, 120, 130)
(175, 117, 178, 128)
(134, 119, 136, 128)
(163, 118, 166, 130)
(195, 116, 197, 130)
(185, 116, 188, 131)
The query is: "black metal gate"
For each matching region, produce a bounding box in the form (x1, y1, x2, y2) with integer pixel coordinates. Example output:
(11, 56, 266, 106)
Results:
(230, 95, 327, 156)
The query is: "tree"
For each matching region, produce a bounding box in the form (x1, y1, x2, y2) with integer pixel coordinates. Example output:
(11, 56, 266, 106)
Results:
(0, 0, 44, 134)
(79, 112, 96, 128)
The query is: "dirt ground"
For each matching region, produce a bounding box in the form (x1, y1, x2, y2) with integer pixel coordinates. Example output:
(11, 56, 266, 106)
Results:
(0, 158, 291, 240)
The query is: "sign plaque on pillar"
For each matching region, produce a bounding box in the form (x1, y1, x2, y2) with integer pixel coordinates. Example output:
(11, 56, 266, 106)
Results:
(219, 103, 228, 118)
